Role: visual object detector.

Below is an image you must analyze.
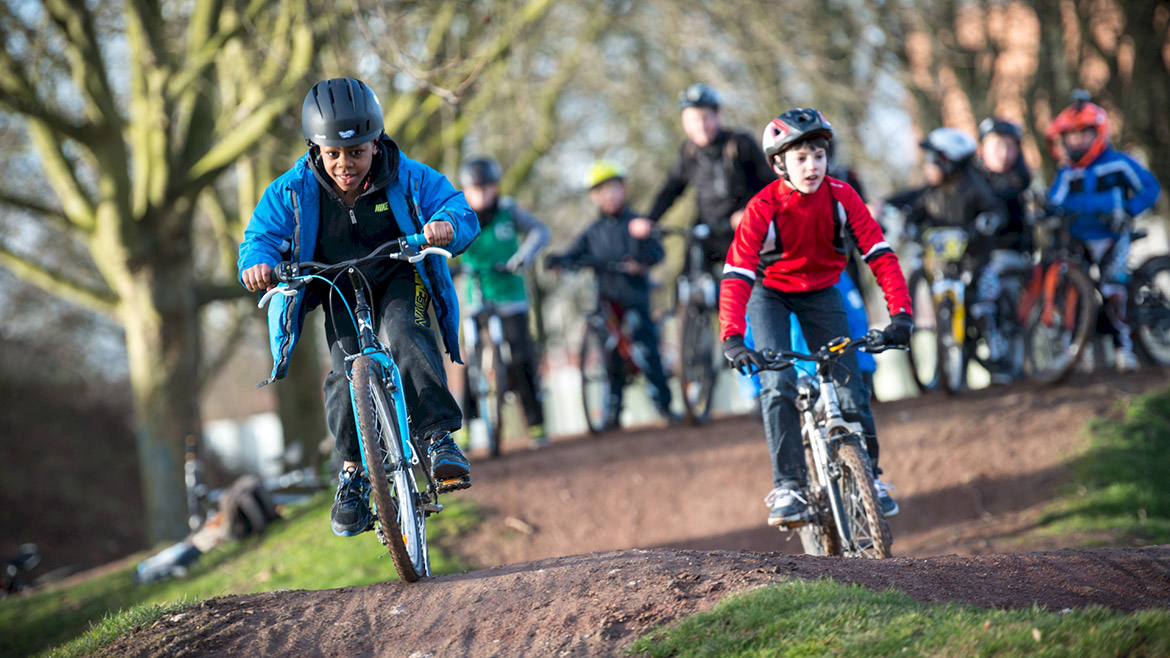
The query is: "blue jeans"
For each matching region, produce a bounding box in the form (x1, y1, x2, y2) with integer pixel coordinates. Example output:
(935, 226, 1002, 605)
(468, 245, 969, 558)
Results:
(747, 284, 878, 489)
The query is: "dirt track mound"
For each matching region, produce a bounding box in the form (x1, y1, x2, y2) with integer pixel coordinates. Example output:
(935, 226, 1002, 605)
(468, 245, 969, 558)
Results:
(100, 545, 1170, 658)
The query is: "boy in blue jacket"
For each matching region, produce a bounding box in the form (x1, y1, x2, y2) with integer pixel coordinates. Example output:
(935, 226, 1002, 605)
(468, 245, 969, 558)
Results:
(1045, 94, 1162, 371)
(239, 78, 480, 536)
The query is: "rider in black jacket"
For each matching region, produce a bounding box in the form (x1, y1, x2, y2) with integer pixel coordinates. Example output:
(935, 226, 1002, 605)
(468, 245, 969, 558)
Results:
(630, 83, 775, 270)
(546, 160, 674, 426)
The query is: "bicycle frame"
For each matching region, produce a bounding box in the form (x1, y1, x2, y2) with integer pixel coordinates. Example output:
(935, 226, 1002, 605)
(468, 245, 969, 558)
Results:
(259, 234, 453, 580)
(760, 334, 901, 557)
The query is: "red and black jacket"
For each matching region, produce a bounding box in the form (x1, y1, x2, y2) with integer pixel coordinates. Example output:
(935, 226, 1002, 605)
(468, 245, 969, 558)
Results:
(719, 177, 912, 341)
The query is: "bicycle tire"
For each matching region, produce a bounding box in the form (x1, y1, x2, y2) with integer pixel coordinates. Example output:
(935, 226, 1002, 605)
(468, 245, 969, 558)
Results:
(475, 334, 505, 457)
(580, 319, 614, 434)
(353, 357, 428, 582)
(797, 434, 840, 556)
(1025, 262, 1096, 384)
(936, 295, 967, 395)
(906, 268, 941, 392)
(833, 441, 892, 559)
(1130, 255, 1170, 367)
(678, 302, 717, 424)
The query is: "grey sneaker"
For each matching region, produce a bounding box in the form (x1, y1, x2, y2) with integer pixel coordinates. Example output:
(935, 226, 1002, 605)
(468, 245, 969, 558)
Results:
(330, 466, 373, 536)
(874, 478, 899, 517)
(764, 487, 808, 526)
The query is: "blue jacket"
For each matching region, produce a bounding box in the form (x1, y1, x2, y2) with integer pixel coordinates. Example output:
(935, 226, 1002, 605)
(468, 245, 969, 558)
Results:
(238, 146, 479, 385)
(1048, 147, 1161, 241)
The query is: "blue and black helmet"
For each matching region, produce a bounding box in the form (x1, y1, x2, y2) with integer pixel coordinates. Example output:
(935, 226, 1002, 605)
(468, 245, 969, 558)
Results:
(302, 78, 385, 147)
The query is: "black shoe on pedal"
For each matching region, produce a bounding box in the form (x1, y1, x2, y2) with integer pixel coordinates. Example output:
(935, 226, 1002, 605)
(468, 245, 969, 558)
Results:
(331, 466, 373, 536)
(429, 434, 471, 483)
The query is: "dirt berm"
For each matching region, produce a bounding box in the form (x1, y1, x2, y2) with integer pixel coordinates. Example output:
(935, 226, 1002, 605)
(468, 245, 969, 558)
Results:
(100, 370, 1170, 656)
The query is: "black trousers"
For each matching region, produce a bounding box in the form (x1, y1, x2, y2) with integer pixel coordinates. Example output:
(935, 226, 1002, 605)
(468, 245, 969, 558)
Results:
(323, 274, 462, 462)
(464, 311, 545, 428)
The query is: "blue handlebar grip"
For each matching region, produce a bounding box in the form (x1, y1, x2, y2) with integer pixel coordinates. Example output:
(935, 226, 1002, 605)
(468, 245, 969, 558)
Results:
(405, 233, 429, 247)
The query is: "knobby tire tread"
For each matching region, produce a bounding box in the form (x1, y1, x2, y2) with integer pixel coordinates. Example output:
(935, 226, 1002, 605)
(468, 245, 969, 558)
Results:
(353, 357, 424, 582)
(835, 442, 892, 559)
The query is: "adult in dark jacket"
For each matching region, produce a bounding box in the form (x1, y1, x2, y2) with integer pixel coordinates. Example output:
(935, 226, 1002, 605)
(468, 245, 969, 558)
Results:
(629, 83, 775, 270)
(546, 160, 674, 427)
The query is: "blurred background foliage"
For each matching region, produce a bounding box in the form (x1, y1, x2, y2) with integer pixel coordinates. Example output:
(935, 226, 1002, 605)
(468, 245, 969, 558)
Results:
(1, 0, 1166, 551)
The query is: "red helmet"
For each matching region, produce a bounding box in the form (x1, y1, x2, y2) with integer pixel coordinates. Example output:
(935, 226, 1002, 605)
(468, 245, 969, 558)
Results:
(1045, 94, 1110, 168)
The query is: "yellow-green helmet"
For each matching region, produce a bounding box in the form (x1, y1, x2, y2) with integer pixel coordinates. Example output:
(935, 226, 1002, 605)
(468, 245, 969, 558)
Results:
(585, 159, 628, 190)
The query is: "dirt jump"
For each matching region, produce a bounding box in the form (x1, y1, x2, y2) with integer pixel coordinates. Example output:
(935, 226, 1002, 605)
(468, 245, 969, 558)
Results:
(99, 370, 1170, 657)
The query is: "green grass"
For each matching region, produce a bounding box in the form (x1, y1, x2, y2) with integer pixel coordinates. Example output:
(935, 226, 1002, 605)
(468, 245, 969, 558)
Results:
(0, 491, 479, 658)
(628, 579, 1170, 657)
(1036, 385, 1170, 545)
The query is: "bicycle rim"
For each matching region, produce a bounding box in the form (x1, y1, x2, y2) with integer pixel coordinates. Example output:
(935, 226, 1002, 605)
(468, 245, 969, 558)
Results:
(833, 442, 892, 558)
(580, 323, 612, 434)
(907, 270, 941, 391)
(353, 358, 428, 582)
(936, 296, 967, 394)
(679, 303, 716, 424)
(1131, 256, 1170, 367)
(1025, 263, 1095, 384)
(476, 337, 503, 456)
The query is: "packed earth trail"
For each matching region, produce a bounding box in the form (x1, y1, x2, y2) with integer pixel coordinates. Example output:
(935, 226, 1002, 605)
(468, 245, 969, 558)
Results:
(99, 369, 1169, 656)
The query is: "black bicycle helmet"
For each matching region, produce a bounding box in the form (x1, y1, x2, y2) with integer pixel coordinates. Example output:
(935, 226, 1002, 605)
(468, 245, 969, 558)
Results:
(301, 78, 385, 147)
(977, 117, 1023, 143)
(678, 83, 722, 110)
(459, 157, 502, 188)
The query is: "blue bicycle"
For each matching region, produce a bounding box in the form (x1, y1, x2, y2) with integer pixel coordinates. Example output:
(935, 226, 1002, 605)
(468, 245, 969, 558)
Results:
(260, 234, 453, 582)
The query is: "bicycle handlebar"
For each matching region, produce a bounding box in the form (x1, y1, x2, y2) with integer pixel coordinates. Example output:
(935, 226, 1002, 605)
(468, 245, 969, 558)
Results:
(257, 235, 452, 308)
(752, 331, 907, 372)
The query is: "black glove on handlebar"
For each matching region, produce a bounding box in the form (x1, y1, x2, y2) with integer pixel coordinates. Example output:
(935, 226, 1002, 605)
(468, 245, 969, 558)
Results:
(882, 313, 913, 347)
(723, 335, 766, 374)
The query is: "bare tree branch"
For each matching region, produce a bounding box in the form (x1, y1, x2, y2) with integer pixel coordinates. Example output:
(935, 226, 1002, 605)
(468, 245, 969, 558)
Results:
(0, 244, 117, 315)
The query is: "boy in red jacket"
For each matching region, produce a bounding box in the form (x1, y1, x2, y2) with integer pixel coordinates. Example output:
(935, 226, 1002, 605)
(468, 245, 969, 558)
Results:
(719, 108, 913, 526)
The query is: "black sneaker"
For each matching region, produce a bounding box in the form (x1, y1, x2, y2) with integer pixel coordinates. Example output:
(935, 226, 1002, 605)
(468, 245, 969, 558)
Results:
(330, 466, 373, 536)
(429, 434, 471, 481)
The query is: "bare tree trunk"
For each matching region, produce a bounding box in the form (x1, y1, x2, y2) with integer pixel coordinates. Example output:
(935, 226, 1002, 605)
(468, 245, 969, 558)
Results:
(116, 225, 203, 542)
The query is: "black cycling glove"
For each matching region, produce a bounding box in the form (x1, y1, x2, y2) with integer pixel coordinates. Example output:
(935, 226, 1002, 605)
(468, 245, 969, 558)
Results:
(723, 335, 766, 374)
(881, 313, 914, 347)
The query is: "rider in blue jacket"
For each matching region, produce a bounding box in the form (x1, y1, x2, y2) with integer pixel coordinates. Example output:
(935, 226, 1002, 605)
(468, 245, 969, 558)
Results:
(239, 78, 480, 537)
(1046, 94, 1161, 371)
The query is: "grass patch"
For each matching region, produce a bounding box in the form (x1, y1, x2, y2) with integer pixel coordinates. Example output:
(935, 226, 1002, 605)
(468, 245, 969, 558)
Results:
(628, 579, 1170, 657)
(42, 598, 194, 658)
(1037, 385, 1170, 545)
(0, 491, 479, 658)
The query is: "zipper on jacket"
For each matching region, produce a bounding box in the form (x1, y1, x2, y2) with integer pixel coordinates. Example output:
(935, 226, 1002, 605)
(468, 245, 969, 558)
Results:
(349, 207, 357, 225)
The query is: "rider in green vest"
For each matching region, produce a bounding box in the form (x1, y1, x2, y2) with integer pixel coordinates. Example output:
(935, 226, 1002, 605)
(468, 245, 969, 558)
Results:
(458, 157, 551, 446)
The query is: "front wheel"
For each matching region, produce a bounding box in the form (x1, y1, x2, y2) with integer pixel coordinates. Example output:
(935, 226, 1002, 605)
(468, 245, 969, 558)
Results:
(1025, 262, 1096, 384)
(473, 334, 506, 457)
(906, 268, 940, 392)
(677, 301, 717, 424)
(353, 357, 429, 582)
(832, 442, 892, 558)
(1130, 255, 1170, 367)
(580, 319, 615, 434)
(935, 294, 968, 395)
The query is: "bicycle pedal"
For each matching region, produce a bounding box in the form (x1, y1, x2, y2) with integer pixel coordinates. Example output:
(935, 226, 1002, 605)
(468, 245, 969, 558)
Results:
(421, 502, 444, 514)
(435, 476, 471, 494)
